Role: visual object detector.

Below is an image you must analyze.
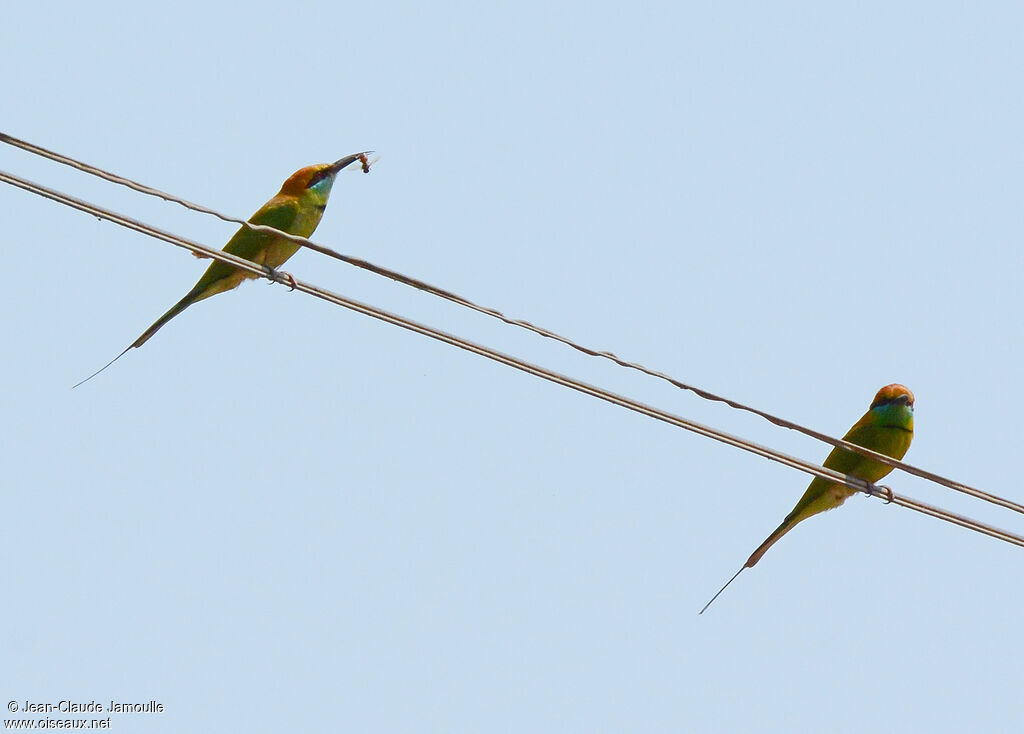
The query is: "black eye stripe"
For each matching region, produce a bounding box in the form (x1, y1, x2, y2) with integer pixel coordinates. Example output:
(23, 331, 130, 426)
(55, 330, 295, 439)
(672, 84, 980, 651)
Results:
(871, 394, 912, 410)
(307, 170, 329, 188)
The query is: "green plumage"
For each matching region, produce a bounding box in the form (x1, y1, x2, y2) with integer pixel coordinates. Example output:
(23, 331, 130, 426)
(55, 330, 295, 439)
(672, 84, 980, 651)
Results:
(75, 154, 366, 387)
(131, 197, 306, 349)
(700, 384, 915, 613)
(745, 395, 914, 568)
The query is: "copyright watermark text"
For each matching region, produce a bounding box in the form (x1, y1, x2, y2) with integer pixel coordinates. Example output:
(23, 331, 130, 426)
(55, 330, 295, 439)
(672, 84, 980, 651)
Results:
(5, 700, 164, 729)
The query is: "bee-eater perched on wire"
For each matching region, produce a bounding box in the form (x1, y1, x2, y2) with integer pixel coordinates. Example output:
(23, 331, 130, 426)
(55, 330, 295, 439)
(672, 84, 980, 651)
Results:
(75, 154, 369, 387)
(700, 383, 915, 614)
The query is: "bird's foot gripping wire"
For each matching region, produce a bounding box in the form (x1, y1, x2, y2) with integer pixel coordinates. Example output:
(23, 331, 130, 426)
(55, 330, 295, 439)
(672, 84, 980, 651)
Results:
(864, 481, 894, 504)
(267, 268, 298, 291)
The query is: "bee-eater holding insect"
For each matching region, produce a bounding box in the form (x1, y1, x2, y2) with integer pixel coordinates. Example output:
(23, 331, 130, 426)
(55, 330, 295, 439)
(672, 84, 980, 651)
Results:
(75, 153, 370, 387)
(700, 383, 915, 614)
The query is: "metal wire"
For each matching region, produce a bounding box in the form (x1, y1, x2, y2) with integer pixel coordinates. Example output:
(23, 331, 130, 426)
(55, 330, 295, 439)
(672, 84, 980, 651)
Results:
(2, 166, 1022, 553)
(2, 130, 1018, 519)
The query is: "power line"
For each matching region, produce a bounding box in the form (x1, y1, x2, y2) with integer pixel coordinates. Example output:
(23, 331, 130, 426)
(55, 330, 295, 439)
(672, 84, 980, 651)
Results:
(2, 165, 1022, 554)
(2, 130, 1019, 520)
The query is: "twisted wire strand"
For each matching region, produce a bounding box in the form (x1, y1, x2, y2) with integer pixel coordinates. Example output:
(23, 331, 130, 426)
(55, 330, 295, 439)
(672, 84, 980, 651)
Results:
(2, 166, 1021, 552)
(3, 131, 1018, 519)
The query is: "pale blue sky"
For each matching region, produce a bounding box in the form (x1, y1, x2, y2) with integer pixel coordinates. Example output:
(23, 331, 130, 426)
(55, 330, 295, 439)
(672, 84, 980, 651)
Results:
(3, 2, 1022, 732)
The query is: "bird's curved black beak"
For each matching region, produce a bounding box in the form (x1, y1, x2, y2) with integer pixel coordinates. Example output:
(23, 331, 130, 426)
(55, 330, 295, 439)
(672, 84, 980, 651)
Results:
(330, 151, 374, 174)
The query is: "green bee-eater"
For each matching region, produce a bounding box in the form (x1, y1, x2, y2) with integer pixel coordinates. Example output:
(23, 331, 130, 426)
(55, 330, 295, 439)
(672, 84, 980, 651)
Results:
(75, 154, 367, 387)
(700, 383, 915, 613)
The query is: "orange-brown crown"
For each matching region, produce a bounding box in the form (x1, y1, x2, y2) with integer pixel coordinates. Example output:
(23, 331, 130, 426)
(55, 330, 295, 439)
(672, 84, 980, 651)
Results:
(278, 164, 332, 195)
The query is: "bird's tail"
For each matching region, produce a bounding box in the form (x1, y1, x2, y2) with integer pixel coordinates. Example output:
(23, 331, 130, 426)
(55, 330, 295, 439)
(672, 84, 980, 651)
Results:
(699, 515, 797, 614)
(72, 289, 197, 388)
(72, 345, 134, 389)
(699, 566, 745, 615)
(744, 516, 795, 569)
(130, 289, 197, 350)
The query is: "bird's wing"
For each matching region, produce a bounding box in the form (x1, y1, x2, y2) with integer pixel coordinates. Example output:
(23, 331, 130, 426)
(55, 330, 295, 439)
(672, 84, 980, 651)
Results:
(821, 421, 902, 483)
(188, 198, 301, 295)
(223, 197, 301, 261)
